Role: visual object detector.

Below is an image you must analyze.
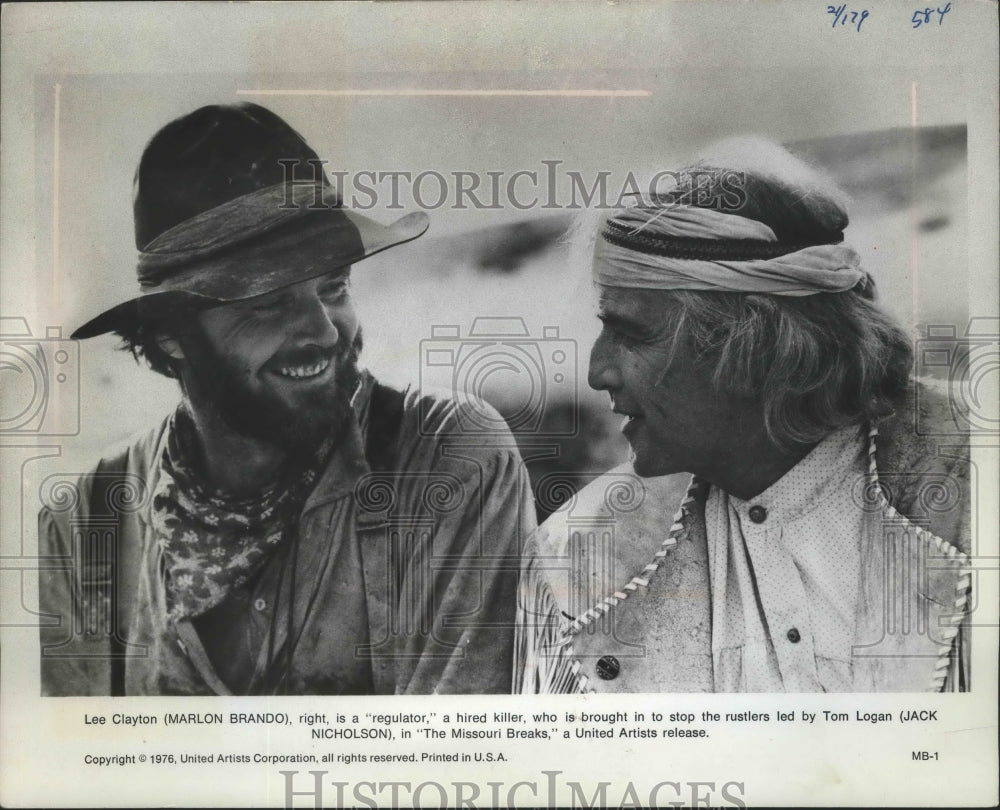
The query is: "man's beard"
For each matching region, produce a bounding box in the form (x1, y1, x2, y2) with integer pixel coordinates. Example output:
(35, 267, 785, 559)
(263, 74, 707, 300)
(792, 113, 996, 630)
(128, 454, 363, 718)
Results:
(181, 326, 363, 457)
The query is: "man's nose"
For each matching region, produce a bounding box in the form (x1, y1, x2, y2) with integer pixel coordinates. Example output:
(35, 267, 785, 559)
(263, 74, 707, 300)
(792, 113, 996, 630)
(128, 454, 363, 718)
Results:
(293, 294, 340, 345)
(588, 336, 620, 392)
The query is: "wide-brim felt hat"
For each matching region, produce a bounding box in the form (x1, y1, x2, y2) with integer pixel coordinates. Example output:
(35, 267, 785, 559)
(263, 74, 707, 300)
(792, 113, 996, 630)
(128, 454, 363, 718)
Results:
(72, 103, 429, 339)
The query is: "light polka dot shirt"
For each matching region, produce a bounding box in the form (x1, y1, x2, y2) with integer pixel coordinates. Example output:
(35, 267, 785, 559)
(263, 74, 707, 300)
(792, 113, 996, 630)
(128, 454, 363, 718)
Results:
(706, 424, 867, 692)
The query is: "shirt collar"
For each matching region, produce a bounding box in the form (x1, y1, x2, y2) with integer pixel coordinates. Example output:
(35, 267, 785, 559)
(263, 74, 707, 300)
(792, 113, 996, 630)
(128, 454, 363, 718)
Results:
(726, 423, 867, 524)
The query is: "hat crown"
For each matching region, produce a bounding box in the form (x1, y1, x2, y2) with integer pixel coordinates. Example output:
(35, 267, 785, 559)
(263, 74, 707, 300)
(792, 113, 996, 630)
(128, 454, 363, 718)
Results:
(133, 103, 329, 249)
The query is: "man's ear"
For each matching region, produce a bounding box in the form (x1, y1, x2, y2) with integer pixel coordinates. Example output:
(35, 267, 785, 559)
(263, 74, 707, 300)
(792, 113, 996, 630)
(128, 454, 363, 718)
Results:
(155, 334, 185, 361)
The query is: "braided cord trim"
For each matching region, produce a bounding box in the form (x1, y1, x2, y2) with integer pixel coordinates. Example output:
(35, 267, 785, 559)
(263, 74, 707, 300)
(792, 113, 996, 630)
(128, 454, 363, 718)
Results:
(864, 424, 972, 692)
(554, 476, 701, 694)
(601, 219, 843, 261)
(557, 425, 971, 694)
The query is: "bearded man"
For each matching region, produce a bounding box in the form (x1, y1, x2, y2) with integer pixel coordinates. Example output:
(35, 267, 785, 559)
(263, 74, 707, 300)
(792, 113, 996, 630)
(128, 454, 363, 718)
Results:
(39, 103, 534, 695)
(516, 138, 971, 693)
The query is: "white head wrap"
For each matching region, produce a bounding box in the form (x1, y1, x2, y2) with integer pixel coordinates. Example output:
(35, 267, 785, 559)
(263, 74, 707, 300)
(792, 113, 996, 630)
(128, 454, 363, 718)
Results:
(593, 205, 866, 296)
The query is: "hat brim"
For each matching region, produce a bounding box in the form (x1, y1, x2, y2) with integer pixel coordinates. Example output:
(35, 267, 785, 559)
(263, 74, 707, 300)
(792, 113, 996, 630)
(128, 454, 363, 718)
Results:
(71, 209, 428, 339)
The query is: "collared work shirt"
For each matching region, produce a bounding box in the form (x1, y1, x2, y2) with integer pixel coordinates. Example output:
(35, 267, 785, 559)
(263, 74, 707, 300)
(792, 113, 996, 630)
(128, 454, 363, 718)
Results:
(705, 426, 865, 691)
(516, 382, 971, 695)
(40, 373, 536, 695)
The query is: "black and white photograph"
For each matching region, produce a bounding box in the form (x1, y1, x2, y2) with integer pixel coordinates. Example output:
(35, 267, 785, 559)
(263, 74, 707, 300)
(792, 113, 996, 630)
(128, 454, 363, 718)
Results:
(1, 1, 997, 807)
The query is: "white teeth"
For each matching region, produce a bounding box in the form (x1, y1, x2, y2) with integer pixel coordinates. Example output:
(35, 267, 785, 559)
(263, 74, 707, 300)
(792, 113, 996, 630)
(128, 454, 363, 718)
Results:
(277, 359, 330, 379)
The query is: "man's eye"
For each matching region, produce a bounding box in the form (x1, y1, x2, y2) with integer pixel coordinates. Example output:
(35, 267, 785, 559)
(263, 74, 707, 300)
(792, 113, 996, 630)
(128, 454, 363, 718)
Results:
(252, 298, 285, 313)
(319, 283, 347, 301)
(610, 328, 642, 347)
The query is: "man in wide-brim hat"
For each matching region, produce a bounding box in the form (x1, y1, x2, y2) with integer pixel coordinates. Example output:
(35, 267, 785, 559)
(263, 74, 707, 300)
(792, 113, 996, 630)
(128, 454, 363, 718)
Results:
(40, 103, 535, 695)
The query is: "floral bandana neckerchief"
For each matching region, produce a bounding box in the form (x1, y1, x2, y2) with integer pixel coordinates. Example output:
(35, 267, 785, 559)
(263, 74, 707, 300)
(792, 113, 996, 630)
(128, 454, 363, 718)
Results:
(150, 408, 334, 620)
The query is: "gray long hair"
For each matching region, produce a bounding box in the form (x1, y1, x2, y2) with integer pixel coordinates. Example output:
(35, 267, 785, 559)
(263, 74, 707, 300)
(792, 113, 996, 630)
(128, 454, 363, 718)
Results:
(664, 286, 912, 447)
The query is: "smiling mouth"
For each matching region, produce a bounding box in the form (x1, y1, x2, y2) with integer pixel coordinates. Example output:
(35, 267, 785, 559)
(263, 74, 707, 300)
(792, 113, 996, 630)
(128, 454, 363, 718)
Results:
(274, 358, 331, 380)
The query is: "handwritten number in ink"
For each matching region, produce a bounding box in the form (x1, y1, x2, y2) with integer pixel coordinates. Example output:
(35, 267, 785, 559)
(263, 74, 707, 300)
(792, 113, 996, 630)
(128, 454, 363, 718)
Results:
(827, 4, 870, 32)
(912, 2, 951, 28)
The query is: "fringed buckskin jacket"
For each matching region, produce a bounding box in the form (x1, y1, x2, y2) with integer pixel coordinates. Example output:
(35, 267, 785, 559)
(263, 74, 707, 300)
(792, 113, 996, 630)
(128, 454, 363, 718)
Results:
(515, 381, 972, 693)
(40, 372, 535, 696)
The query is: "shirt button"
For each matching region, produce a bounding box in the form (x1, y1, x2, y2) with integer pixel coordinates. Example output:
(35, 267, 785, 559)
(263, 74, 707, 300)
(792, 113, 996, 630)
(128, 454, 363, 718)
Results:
(596, 655, 621, 680)
(253, 598, 268, 612)
(787, 628, 801, 643)
(748, 505, 767, 523)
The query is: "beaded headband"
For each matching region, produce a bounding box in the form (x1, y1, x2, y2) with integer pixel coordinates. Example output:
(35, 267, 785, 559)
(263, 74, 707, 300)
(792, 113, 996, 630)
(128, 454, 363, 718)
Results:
(593, 206, 865, 295)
